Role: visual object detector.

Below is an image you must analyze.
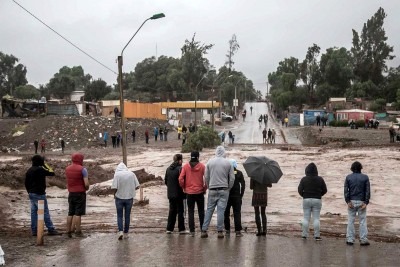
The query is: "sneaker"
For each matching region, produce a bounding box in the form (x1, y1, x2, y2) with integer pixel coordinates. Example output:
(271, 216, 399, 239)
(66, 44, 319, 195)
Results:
(48, 230, 61, 236)
(314, 237, 322, 241)
(217, 231, 224, 238)
(256, 232, 262, 236)
(67, 231, 73, 238)
(360, 241, 370, 246)
(189, 232, 195, 237)
(118, 231, 123, 240)
(166, 230, 173, 234)
(225, 230, 231, 235)
(261, 232, 267, 236)
(123, 233, 129, 239)
(201, 231, 208, 238)
(346, 241, 354, 245)
(179, 230, 189, 235)
(235, 231, 243, 237)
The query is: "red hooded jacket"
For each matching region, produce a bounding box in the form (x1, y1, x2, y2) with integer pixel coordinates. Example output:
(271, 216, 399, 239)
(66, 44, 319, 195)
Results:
(179, 161, 206, 194)
(66, 153, 86, 193)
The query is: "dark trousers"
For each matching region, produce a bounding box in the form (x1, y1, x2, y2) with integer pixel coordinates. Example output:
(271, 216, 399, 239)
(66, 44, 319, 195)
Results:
(167, 198, 185, 232)
(34, 145, 38, 154)
(187, 193, 204, 233)
(254, 206, 267, 233)
(224, 197, 242, 232)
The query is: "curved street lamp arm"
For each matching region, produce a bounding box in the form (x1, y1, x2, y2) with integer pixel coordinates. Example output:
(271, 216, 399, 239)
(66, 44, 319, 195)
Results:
(121, 18, 151, 56)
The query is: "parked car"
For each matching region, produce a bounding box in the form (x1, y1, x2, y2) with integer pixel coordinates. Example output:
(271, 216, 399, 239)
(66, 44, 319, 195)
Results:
(221, 112, 233, 122)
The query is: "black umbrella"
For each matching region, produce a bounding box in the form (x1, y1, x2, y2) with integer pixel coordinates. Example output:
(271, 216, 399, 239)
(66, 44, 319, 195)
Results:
(243, 156, 283, 184)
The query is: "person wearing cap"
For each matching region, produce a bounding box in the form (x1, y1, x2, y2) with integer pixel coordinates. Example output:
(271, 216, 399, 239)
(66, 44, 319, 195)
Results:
(224, 159, 245, 237)
(165, 154, 187, 234)
(201, 146, 235, 238)
(179, 151, 206, 236)
(25, 155, 59, 236)
(65, 153, 89, 238)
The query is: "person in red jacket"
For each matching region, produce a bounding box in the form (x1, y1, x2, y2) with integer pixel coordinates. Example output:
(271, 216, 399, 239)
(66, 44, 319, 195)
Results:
(179, 151, 206, 236)
(65, 153, 89, 238)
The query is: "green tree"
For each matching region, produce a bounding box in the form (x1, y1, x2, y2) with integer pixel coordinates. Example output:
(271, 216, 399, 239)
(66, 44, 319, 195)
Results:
(14, 84, 39, 99)
(386, 66, 400, 103)
(225, 34, 240, 72)
(351, 7, 395, 85)
(0, 52, 28, 97)
(277, 57, 301, 81)
(84, 79, 112, 101)
(300, 44, 321, 101)
(180, 33, 213, 95)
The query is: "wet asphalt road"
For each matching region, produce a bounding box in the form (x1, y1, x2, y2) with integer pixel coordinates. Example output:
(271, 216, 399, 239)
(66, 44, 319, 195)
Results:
(25, 233, 400, 267)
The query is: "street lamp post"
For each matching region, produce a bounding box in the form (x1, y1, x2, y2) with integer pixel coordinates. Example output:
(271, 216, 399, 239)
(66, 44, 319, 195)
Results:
(118, 13, 165, 165)
(194, 75, 206, 131)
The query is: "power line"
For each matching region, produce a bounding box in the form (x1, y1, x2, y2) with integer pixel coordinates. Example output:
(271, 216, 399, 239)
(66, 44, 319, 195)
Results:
(12, 0, 117, 75)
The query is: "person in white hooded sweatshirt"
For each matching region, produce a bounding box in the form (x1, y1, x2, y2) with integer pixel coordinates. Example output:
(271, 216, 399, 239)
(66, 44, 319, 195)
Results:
(111, 162, 140, 240)
(201, 146, 235, 238)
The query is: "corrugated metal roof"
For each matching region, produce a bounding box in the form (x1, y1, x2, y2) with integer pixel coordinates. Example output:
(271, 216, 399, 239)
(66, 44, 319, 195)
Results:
(336, 109, 374, 113)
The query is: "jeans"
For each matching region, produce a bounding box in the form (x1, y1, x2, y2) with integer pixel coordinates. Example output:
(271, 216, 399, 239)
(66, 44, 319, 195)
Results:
(187, 194, 204, 233)
(167, 198, 185, 232)
(29, 193, 55, 234)
(224, 197, 242, 232)
(302, 198, 322, 238)
(347, 200, 368, 243)
(202, 189, 229, 232)
(115, 198, 133, 233)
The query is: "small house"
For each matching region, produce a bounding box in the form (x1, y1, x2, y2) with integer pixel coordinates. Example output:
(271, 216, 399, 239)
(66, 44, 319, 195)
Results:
(336, 109, 374, 121)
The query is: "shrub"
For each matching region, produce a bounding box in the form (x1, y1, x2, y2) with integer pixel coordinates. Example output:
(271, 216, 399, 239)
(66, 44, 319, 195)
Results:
(182, 126, 221, 152)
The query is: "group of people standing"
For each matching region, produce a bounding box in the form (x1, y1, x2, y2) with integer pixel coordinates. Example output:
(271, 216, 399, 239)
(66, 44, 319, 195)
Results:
(262, 128, 276, 144)
(33, 138, 65, 154)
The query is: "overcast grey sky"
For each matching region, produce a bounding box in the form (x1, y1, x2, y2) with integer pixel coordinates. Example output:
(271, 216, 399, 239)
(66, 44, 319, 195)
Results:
(1, 0, 400, 94)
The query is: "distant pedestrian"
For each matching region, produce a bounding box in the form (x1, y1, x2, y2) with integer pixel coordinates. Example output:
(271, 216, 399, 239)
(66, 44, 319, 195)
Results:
(61, 139, 65, 154)
(103, 131, 108, 147)
(284, 117, 288, 127)
(114, 107, 119, 119)
(25, 155, 59, 236)
(34, 139, 39, 154)
(228, 131, 233, 144)
(281, 118, 285, 126)
(201, 146, 235, 238)
(66, 153, 90, 238)
(40, 139, 46, 154)
(389, 126, 396, 143)
(111, 134, 117, 148)
(250, 179, 272, 236)
(224, 159, 245, 237)
(165, 154, 187, 234)
(258, 115, 263, 127)
(364, 118, 369, 129)
(182, 132, 187, 146)
(179, 151, 206, 236)
(154, 127, 159, 141)
(131, 130, 135, 142)
(262, 128, 267, 144)
(250, 106, 253, 114)
(267, 128, 272, 144)
(271, 128, 276, 144)
(298, 163, 327, 241)
(111, 162, 140, 240)
(182, 124, 187, 134)
(159, 127, 164, 141)
(344, 161, 370, 246)
(145, 129, 149, 144)
(316, 115, 321, 126)
(177, 125, 182, 140)
(164, 126, 169, 141)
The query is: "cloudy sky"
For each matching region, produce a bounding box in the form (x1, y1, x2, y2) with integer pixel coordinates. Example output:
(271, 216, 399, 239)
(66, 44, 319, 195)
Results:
(1, 0, 400, 94)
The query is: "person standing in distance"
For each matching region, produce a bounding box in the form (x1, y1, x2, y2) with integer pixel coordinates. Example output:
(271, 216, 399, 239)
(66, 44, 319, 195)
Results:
(65, 153, 89, 238)
(25, 155, 60, 236)
(201, 146, 235, 238)
(111, 162, 140, 240)
(344, 161, 371, 246)
(165, 154, 187, 234)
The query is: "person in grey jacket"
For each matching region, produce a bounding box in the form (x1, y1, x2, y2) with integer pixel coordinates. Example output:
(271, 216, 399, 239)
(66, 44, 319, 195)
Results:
(201, 146, 235, 238)
(298, 163, 327, 240)
(344, 161, 371, 246)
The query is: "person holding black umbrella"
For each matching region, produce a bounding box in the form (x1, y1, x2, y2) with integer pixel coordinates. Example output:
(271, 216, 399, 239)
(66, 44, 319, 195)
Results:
(298, 163, 327, 241)
(250, 179, 271, 236)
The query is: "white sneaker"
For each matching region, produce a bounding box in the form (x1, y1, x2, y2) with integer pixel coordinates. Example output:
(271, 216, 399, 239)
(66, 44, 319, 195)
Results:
(118, 231, 123, 240)
(179, 230, 189, 235)
(123, 233, 129, 239)
(166, 230, 173, 234)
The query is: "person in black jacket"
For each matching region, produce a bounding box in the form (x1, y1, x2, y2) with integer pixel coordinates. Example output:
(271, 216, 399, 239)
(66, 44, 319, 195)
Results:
(224, 159, 245, 237)
(25, 155, 59, 236)
(165, 154, 187, 234)
(298, 162, 327, 241)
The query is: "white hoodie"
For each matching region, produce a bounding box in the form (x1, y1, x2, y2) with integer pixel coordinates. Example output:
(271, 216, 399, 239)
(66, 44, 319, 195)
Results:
(111, 163, 140, 199)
